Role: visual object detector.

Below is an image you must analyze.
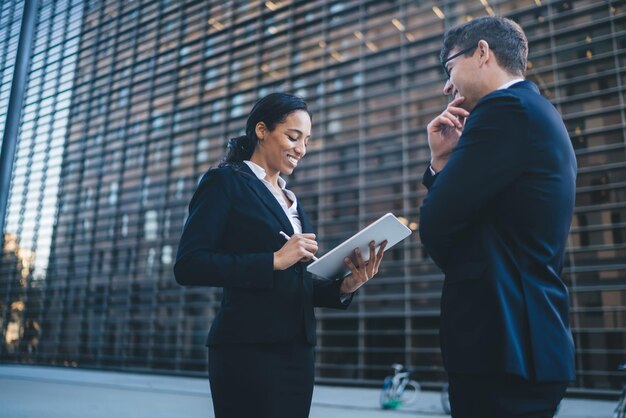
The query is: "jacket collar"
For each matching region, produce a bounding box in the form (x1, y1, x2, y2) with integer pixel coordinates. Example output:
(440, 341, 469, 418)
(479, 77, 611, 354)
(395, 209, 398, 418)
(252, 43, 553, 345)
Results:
(507, 79, 540, 94)
(231, 162, 295, 235)
(297, 202, 314, 234)
(243, 160, 288, 191)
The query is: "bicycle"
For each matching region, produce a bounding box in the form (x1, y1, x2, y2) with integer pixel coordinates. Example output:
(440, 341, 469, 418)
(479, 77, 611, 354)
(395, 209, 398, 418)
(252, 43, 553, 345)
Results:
(379, 363, 421, 409)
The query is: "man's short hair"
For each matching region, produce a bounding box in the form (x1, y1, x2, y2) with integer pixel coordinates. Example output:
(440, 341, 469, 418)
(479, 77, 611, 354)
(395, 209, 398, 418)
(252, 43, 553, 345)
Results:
(441, 16, 528, 77)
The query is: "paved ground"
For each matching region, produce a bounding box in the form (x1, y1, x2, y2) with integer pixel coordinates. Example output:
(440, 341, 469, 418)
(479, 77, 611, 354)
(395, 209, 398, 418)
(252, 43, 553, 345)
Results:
(0, 365, 615, 417)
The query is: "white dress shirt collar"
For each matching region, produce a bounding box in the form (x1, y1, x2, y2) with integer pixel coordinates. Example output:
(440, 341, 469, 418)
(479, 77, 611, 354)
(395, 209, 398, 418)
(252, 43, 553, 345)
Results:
(243, 160, 302, 234)
(243, 160, 288, 190)
(498, 78, 525, 90)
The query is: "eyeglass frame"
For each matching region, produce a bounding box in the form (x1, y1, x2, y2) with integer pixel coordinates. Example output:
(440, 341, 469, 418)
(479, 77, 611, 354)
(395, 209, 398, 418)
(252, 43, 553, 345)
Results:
(441, 45, 478, 80)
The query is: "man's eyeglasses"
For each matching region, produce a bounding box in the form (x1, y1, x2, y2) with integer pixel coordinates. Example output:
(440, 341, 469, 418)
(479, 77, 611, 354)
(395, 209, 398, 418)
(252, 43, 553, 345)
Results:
(441, 45, 478, 79)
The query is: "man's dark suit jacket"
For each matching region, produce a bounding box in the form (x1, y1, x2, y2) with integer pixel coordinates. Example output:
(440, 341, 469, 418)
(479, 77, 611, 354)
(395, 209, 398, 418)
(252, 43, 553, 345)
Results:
(174, 163, 350, 346)
(419, 81, 577, 382)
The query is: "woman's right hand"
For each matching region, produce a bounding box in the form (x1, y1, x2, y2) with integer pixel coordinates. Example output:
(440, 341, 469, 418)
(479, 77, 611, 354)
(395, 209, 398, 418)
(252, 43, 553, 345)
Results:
(273, 233, 318, 270)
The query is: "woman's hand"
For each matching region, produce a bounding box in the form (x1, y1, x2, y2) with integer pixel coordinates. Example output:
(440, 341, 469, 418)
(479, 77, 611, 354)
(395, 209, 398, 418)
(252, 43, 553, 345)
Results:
(273, 233, 318, 270)
(340, 240, 387, 294)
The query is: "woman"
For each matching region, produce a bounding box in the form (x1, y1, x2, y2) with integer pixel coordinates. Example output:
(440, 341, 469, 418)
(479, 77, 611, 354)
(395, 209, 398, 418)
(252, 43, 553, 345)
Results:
(174, 93, 386, 417)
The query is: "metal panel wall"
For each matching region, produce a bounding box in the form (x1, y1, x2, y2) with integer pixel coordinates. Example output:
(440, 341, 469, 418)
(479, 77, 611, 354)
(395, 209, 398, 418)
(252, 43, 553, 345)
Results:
(0, 0, 624, 395)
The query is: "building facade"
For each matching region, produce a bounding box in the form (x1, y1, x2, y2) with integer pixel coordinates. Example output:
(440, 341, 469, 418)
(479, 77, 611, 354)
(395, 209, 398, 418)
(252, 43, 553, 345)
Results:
(0, 0, 625, 395)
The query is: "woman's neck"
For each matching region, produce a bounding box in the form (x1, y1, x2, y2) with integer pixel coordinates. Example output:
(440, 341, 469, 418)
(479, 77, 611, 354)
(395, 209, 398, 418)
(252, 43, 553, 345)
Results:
(250, 155, 280, 188)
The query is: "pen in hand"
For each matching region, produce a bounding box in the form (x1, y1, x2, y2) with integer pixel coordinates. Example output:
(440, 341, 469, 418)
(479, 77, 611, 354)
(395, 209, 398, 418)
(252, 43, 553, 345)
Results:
(279, 231, 319, 261)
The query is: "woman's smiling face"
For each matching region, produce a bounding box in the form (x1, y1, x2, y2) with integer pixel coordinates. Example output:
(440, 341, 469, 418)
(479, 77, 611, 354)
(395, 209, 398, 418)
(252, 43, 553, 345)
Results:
(253, 110, 311, 176)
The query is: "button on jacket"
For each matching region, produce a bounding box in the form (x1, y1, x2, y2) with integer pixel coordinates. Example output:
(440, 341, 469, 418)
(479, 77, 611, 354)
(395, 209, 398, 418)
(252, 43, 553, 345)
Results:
(419, 81, 577, 382)
(174, 162, 350, 346)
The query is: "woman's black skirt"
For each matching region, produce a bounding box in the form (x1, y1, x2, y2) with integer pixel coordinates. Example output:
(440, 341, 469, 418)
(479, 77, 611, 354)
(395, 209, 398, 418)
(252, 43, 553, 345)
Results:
(208, 336, 314, 418)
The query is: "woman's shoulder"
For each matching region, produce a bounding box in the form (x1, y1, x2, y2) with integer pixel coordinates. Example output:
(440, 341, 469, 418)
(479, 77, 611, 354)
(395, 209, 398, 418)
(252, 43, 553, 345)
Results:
(189, 166, 239, 205)
(198, 163, 251, 187)
(202, 164, 236, 179)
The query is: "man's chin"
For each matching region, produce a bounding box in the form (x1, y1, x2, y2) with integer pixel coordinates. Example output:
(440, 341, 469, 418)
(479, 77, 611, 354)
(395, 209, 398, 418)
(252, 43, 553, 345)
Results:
(459, 100, 474, 112)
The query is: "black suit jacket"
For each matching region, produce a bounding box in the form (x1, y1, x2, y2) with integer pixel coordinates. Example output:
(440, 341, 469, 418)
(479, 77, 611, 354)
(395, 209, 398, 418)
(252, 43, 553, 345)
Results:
(419, 81, 577, 382)
(174, 163, 350, 346)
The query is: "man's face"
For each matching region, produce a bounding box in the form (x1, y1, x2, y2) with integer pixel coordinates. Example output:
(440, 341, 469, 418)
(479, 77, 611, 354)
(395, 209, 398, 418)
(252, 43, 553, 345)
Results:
(441, 44, 483, 111)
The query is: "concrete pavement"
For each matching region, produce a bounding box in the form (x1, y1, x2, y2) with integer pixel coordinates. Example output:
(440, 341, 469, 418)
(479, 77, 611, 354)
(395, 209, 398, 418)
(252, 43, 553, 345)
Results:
(0, 365, 614, 417)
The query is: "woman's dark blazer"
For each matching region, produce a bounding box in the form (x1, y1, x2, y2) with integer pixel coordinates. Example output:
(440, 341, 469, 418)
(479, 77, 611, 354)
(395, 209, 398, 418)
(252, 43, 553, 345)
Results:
(174, 162, 350, 346)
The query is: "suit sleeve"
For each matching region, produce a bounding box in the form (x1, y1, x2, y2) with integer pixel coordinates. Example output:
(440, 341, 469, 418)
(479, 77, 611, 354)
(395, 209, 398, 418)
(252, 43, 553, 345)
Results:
(313, 276, 353, 309)
(419, 94, 528, 267)
(173, 170, 274, 289)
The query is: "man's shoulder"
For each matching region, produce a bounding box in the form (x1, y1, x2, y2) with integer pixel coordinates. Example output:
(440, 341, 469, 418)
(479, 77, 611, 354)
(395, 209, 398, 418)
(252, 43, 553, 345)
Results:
(477, 87, 523, 108)
(507, 81, 561, 119)
(495, 81, 550, 107)
(474, 81, 550, 117)
(463, 87, 533, 135)
(471, 89, 526, 121)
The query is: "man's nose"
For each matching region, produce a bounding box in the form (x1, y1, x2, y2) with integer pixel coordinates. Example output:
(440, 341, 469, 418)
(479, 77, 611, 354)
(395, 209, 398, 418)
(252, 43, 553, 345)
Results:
(443, 79, 453, 95)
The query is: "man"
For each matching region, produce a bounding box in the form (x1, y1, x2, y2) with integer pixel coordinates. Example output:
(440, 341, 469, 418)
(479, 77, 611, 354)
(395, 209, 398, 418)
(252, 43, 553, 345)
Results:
(419, 17, 577, 418)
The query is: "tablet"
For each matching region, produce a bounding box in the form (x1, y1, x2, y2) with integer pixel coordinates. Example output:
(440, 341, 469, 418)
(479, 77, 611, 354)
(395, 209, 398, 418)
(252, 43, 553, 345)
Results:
(307, 213, 412, 279)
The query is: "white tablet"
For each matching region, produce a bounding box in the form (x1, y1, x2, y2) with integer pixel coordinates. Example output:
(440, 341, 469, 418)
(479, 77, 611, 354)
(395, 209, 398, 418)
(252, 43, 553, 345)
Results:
(307, 213, 412, 279)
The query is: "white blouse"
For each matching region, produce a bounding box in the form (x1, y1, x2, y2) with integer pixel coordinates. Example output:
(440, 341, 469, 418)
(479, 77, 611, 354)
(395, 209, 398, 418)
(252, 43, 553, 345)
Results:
(244, 160, 303, 234)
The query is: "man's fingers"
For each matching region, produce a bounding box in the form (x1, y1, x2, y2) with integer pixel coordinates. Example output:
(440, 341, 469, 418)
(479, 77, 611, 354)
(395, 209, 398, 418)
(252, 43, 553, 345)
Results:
(442, 116, 458, 129)
(429, 116, 455, 135)
(435, 110, 465, 130)
(442, 111, 463, 129)
(445, 107, 469, 118)
(448, 96, 465, 107)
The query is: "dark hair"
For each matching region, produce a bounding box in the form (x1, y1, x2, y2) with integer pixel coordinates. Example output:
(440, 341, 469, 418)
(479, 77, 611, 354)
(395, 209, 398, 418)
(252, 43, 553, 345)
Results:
(440, 16, 528, 77)
(219, 93, 311, 167)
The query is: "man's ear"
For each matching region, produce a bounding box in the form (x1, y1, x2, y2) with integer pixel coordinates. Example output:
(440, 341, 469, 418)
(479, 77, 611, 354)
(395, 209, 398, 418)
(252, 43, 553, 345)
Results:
(477, 39, 491, 66)
(474, 39, 494, 67)
(255, 122, 267, 141)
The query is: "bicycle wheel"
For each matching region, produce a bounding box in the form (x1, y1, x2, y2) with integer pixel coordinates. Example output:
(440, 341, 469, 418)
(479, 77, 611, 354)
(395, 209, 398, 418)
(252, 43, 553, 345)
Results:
(400, 379, 421, 405)
(380, 377, 400, 409)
